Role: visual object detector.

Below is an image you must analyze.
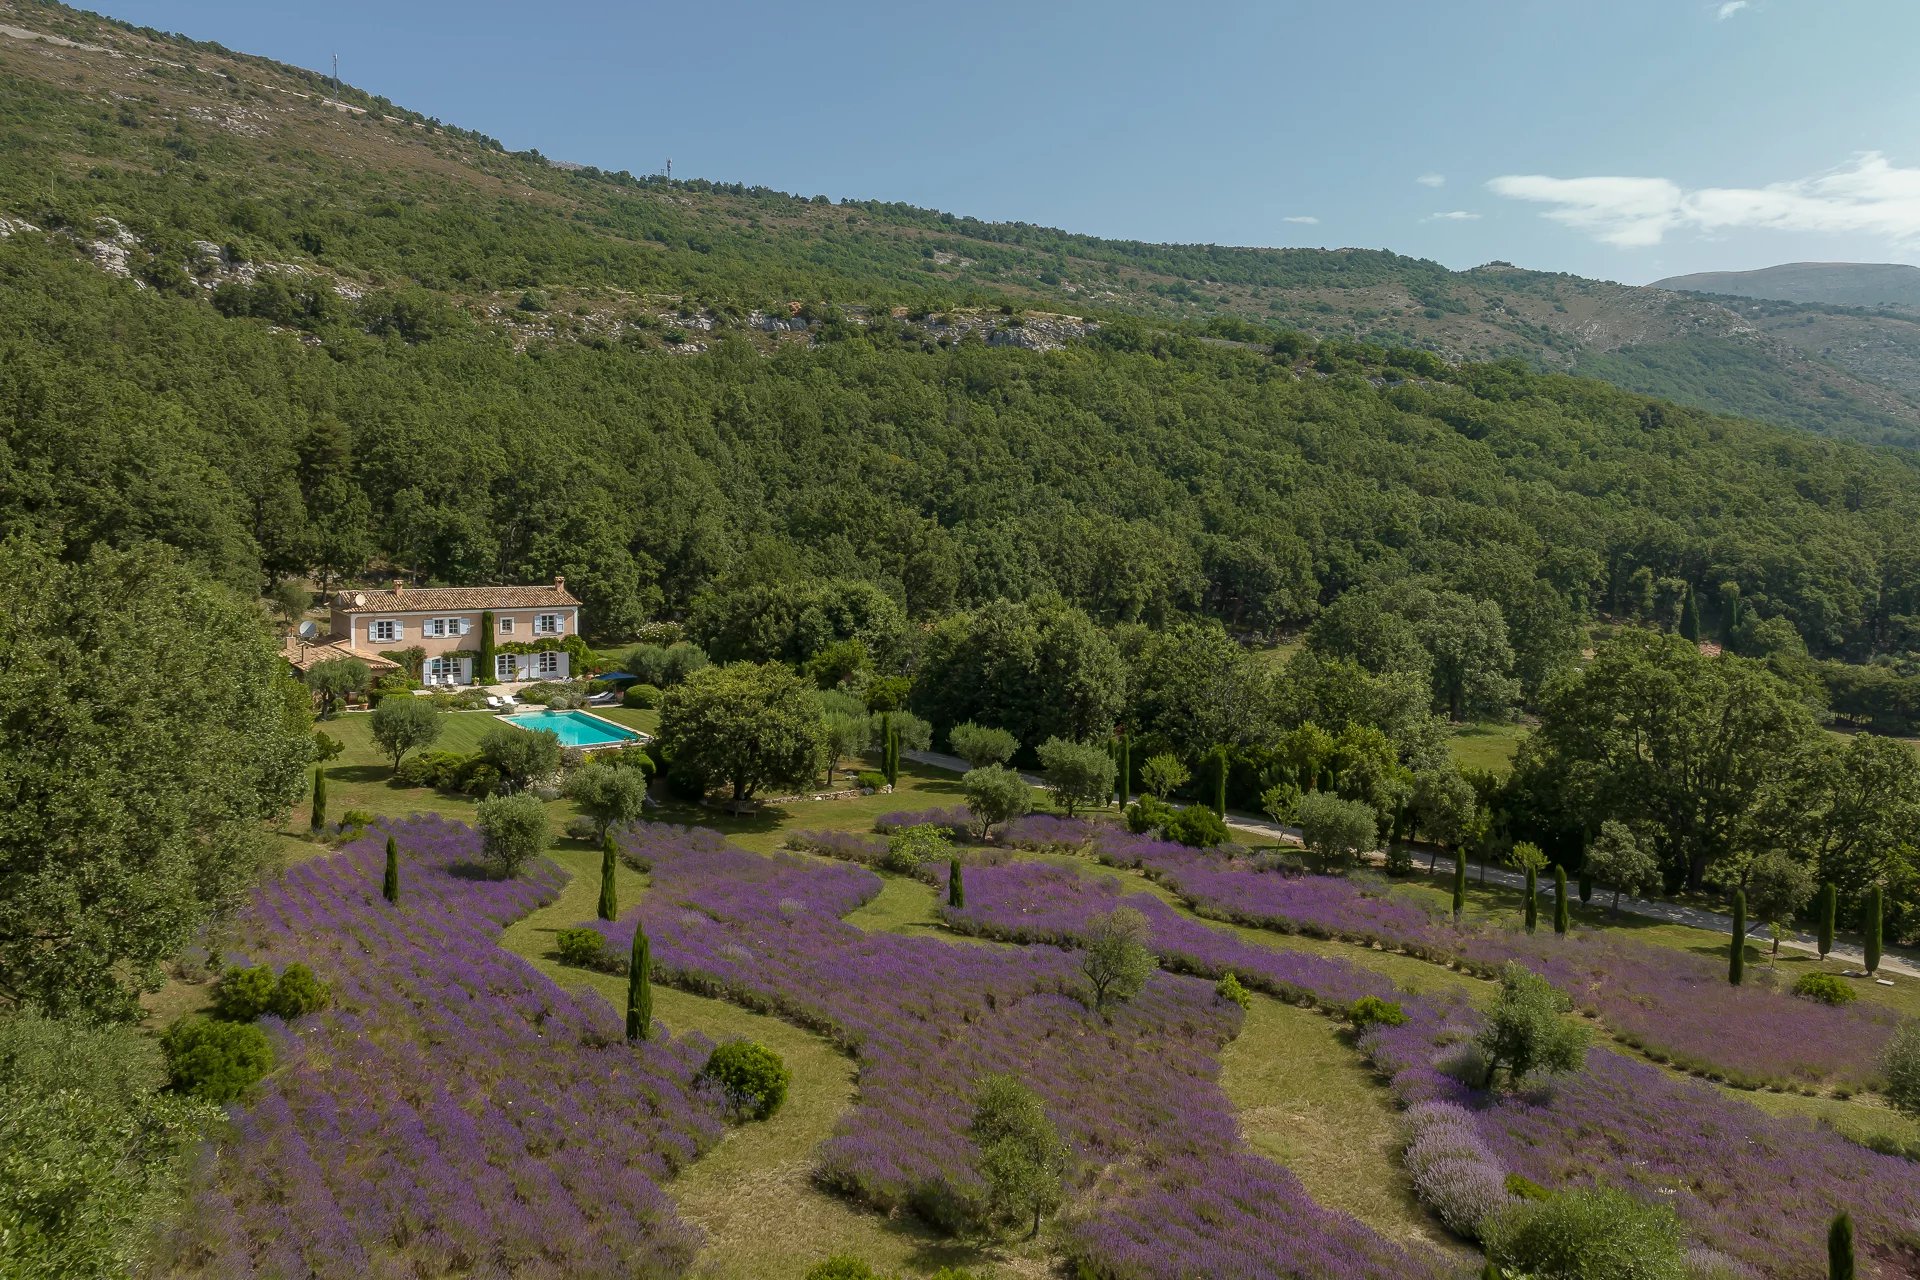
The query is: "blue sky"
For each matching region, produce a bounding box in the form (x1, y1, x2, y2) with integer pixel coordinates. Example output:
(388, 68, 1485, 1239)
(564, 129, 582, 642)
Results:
(94, 1, 1920, 283)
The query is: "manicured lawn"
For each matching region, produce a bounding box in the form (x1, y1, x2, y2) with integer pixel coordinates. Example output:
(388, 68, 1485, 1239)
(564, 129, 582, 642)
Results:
(1445, 720, 1529, 777)
(1221, 997, 1474, 1263)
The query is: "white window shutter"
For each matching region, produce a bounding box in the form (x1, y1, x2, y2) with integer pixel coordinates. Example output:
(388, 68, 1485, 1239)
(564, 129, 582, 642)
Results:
(460, 617, 472, 635)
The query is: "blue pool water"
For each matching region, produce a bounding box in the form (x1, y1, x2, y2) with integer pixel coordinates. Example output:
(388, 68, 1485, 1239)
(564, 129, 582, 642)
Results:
(502, 708, 643, 749)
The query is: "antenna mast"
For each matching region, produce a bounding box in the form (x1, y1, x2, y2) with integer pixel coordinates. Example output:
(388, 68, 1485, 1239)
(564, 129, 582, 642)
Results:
(331, 53, 339, 96)
(665, 157, 672, 181)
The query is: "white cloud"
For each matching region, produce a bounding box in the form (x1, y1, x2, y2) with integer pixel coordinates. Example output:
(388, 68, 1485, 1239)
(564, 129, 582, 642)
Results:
(1417, 173, 1446, 188)
(1716, 1, 1750, 18)
(1487, 152, 1920, 248)
(1426, 210, 1482, 222)
(1281, 215, 1320, 225)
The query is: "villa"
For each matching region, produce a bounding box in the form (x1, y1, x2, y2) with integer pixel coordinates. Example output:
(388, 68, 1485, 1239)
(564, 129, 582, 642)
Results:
(323, 576, 583, 685)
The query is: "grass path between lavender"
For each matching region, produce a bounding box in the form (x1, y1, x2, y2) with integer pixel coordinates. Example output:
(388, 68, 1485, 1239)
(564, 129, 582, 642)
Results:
(498, 842, 1028, 1280)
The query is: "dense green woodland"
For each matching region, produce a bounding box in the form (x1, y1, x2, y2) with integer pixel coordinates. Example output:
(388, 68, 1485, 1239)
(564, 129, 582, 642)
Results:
(5, 239, 1920, 668)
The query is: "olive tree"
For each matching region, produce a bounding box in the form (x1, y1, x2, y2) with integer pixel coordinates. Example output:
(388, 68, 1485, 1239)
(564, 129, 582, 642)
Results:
(1743, 851, 1815, 958)
(949, 722, 1019, 769)
(1036, 737, 1115, 817)
(1295, 790, 1377, 870)
(563, 764, 651, 842)
(476, 793, 550, 878)
(968, 1074, 1068, 1238)
(305, 655, 369, 719)
(370, 695, 443, 772)
(1139, 753, 1190, 800)
(1475, 963, 1590, 1089)
(1081, 906, 1155, 1015)
(963, 765, 1033, 839)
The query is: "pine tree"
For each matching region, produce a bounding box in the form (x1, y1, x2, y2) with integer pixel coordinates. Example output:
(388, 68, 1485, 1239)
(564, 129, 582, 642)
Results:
(1817, 882, 1835, 959)
(309, 766, 327, 834)
(626, 923, 652, 1041)
(1865, 886, 1884, 976)
(1452, 847, 1467, 920)
(1553, 864, 1570, 935)
(1524, 866, 1538, 934)
(1828, 1211, 1855, 1280)
(597, 833, 619, 921)
(1679, 585, 1702, 643)
(948, 857, 965, 909)
(382, 834, 399, 903)
(1730, 888, 1747, 986)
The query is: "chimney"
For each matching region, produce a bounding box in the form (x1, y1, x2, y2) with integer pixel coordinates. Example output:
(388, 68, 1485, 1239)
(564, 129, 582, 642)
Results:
(554, 574, 566, 592)
(392, 577, 404, 596)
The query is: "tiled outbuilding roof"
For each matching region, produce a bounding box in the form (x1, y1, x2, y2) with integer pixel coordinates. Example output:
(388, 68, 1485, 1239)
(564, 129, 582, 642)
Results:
(332, 578, 580, 614)
(280, 635, 401, 673)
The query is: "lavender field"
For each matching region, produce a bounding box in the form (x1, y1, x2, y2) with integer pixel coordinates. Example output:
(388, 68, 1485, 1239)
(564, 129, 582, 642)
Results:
(593, 824, 1439, 1280)
(1095, 832, 1898, 1091)
(156, 816, 727, 1279)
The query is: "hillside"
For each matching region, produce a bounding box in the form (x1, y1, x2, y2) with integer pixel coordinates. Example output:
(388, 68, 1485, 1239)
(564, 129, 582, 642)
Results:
(1655, 261, 1920, 311)
(6, 3, 1920, 446)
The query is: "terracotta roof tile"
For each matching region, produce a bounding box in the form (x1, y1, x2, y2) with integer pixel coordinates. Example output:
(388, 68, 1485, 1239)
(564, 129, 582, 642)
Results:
(332, 583, 581, 613)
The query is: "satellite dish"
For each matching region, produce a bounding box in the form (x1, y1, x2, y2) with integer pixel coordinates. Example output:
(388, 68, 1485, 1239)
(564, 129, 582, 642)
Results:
(298, 620, 319, 640)
(353, 593, 366, 607)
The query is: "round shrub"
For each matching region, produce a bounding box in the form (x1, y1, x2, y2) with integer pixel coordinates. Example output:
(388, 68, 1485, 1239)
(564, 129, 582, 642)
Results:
(211, 964, 277, 1022)
(1413, 1154, 1510, 1237)
(1886, 1020, 1920, 1119)
(1215, 972, 1252, 1009)
(160, 1016, 273, 1103)
(701, 1040, 790, 1121)
(622, 683, 663, 709)
(1163, 804, 1228, 848)
(1348, 995, 1409, 1030)
(1483, 1186, 1686, 1280)
(267, 963, 331, 1020)
(854, 770, 888, 791)
(1791, 972, 1857, 1006)
(555, 926, 614, 971)
(805, 1259, 879, 1280)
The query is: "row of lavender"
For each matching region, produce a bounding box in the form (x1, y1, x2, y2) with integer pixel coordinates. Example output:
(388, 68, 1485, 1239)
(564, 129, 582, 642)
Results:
(158, 815, 726, 1280)
(1091, 829, 1897, 1091)
(594, 824, 1438, 1280)
(942, 854, 1920, 1278)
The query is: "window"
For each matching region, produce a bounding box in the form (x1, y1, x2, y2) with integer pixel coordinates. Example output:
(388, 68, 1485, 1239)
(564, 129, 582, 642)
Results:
(426, 656, 463, 683)
(536, 651, 560, 675)
(426, 617, 470, 638)
(535, 613, 562, 635)
(498, 617, 515, 635)
(372, 619, 400, 643)
(495, 654, 516, 679)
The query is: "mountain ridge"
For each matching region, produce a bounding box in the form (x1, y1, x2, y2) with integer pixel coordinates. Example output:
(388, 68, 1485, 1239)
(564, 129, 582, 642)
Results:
(1654, 261, 1920, 311)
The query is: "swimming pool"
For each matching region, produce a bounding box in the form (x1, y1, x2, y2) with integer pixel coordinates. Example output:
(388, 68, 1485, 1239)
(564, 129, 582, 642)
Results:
(501, 708, 645, 749)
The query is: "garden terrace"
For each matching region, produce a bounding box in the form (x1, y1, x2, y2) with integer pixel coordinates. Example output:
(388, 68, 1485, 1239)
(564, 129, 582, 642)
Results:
(591, 823, 1438, 1279)
(1096, 833, 1899, 1092)
(158, 815, 726, 1279)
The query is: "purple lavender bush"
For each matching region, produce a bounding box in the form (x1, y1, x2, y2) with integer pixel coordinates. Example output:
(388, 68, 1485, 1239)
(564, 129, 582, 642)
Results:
(589, 824, 1443, 1279)
(1097, 832, 1895, 1090)
(157, 814, 726, 1278)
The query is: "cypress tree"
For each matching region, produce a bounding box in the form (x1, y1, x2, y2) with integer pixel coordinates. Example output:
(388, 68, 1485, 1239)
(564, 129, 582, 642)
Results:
(1118, 730, 1130, 807)
(1553, 865, 1570, 935)
(1577, 860, 1593, 904)
(1452, 847, 1467, 920)
(1828, 1211, 1855, 1280)
(1679, 585, 1702, 643)
(478, 609, 496, 684)
(948, 857, 964, 909)
(625, 923, 652, 1041)
(1730, 888, 1747, 986)
(309, 766, 327, 834)
(1817, 882, 1835, 959)
(1211, 745, 1228, 817)
(1524, 866, 1538, 934)
(1865, 886, 1883, 976)
(597, 833, 619, 921)
(382, 834, 399, 903)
